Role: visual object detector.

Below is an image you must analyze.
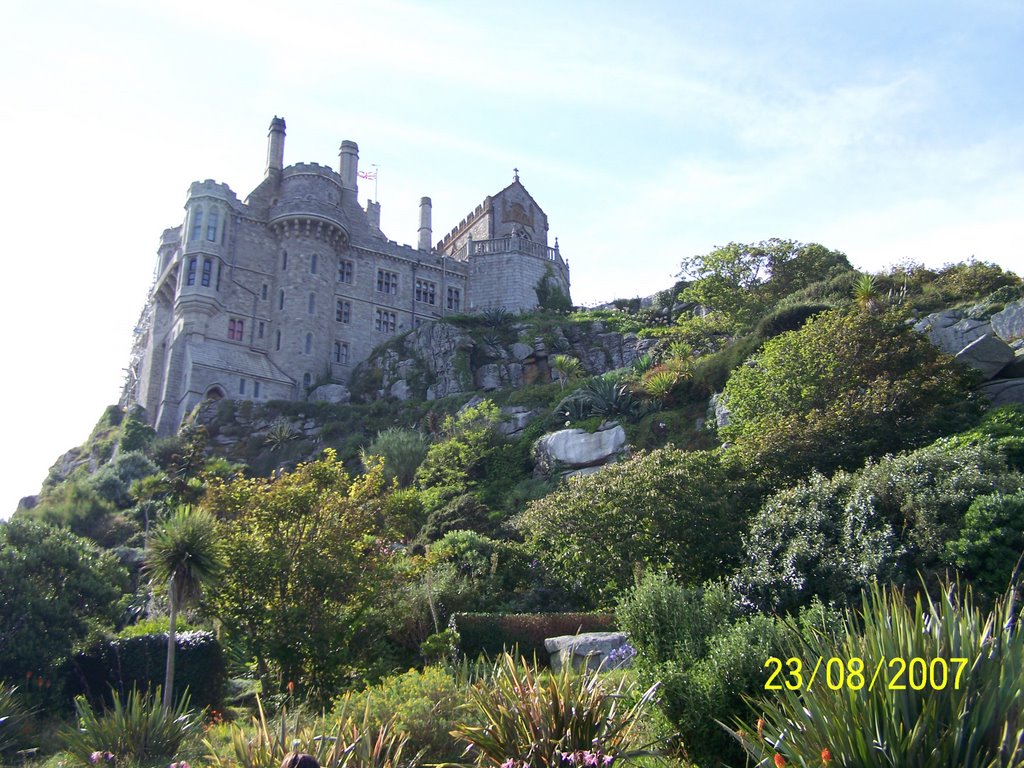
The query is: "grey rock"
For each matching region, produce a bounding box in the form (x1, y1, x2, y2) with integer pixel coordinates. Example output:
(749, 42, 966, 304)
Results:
(533, 424, 627, 472)
(475, 363, 502, 391)
(980, 379, 1024, 406)
(497, 406, 539, 437)
(913, 311, 992, 355)
(544, 632, 631, 673)
(1000, 350, 1024, 379)
(309, 383, 351, 403)
(992, 299, 1024, 344)
(709, 392, 730, 428)
(389, 380, 412, 401)
(510, 342, 533, 361)
(954, 334, 1015, 380)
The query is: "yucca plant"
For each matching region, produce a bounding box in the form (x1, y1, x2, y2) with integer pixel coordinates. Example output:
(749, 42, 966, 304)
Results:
(551, 354, 584, 390)
(62, 687, 203, 766)
(0, 684, 34, 754)
(452, 653, 661, 768)
(730, 581, 1024, 767)
(205, 696, 418, 768)
(641, 369, 680, 404)
(853, 273, 882, 313)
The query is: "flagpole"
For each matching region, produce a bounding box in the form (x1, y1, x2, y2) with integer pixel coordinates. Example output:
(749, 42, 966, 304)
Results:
(372, 163, 379, 201)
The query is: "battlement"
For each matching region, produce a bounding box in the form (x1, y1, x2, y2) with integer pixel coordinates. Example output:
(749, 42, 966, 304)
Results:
(188, 179, 240, 203)
(439, 198, 491, 249)
(160, 226, 181, 246)
(283, 162, 343, 181)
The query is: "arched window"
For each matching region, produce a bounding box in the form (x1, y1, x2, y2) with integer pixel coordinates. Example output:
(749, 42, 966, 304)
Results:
(275, 330, 281, 351)
(186, 257, 197, 286)
(279, 290, 285, 310)
(308, 293, 315, 314)
(303, 373, 312, 389)
(282, 251, 288, 271)
(201, 259, 212, 287)
(304, 333, 312, 354)
(311, 253, 318, 274)
(206, 208, 219, 241)
(189, 208, 203, 241)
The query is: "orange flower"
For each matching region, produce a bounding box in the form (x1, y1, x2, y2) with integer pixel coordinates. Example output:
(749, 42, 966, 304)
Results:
(287, 681, 295, 695)
(757, 718, 765, 738)
(821, 747, 832, 764)
(774, 755, 786, 768)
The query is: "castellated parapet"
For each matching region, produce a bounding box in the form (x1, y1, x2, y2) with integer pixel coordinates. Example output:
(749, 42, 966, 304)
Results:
(127, 118, 572, 434)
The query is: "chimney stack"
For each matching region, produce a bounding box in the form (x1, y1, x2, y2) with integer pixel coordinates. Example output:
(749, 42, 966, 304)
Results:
(418, 197, 432, 250)
(339, 140, 359, 192)
(266, 116, 286, 178)
(366, 200, 381, 230)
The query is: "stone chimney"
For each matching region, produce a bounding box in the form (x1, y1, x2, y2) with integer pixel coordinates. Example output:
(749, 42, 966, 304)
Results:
(339, 140, 359, 192)
(366, 200, 381, 230)
(418, 197, 432, 251)
(265, 116, 286, 178)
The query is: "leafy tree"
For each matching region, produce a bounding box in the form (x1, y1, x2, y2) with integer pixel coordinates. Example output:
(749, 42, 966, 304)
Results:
(720, 308, 983, 484)
(0, 519, 129, 707)
(678, 239, 851, 330)
(518, 447, 755, 606)
(948, 491, 1024, 599)
(206, 450, 394, 699)
(360, 427, 427, 488)
(144, 506, 223, 710)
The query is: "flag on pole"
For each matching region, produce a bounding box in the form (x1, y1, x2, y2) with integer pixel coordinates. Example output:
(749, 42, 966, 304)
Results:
(358, 170, 377, 180)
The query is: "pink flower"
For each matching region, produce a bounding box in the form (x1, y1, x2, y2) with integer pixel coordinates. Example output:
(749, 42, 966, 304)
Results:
(501, 760, 515, 768)
(90, 753, 103, 764)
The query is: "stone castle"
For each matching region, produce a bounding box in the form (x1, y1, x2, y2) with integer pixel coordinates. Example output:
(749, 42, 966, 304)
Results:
(126, 118, 572, 434)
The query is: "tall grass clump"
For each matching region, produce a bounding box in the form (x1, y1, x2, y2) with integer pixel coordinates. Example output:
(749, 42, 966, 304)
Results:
(205, 696, 417, 768)
(0, 684, 35, 754)
(452, 653, 660, 768)
(731, 580, 1024, 767)
(62, 687, 203, 766)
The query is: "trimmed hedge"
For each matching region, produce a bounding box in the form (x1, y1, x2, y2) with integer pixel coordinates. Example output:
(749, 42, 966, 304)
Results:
(69, 631, 224, 710)
(450, 612, 615, 662)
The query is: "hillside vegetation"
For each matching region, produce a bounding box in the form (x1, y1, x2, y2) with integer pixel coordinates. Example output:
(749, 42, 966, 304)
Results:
(6, 244, 1024, 768)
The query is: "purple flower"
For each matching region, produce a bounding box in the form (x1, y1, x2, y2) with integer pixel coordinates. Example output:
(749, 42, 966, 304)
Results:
(90, 752, 103, 764)
(603, 756, 614, 766)
(501, 760, 515, 768)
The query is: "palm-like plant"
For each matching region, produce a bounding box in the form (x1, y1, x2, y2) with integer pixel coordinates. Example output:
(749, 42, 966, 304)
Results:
(853, 273, 881, 313)
(145, 506, 223, 710)
(550, 354, 583, 390)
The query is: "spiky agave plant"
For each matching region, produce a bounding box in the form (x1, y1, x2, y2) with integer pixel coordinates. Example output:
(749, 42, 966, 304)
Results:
(729, 580, 1024, 767)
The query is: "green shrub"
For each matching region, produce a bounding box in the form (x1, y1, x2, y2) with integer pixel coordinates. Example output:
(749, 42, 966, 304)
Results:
(450, 613, 615, 661)
(360, 428, 427, 488)
(61, 687, 203, 767)
(616, 574, 792, 766)
(452, 653, 660, 768)
(948, 491, 1024, 599)
(733, 581, 1024, 767)
(333, 666, 465, 761)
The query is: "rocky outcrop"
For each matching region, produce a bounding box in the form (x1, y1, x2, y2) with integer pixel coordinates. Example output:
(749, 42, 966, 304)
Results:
(709, 392, 731, 428)
(914, 302, 1024, 385)
(544, 632, 632, 673)
(533, 423, 627, 477)
(980, 379, 1024, 406)
(352, 319, 658, 402)
(309, 383, 351, 404)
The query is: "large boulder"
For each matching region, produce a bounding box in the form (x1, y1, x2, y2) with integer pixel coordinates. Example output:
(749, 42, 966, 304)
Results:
(533, 424, 627, 474)
(309, 383, 351, 403)
(544, 632, 632, 673)
(954, 334, 1016, 380)
(709, 392, 731, 428)
(980, 379, 1024, 406)
(992, 299, 1024, 344)
(913, 311, 992, 356)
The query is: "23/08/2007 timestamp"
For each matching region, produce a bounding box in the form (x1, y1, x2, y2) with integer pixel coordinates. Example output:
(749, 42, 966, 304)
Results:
(764, 656, 969, 692)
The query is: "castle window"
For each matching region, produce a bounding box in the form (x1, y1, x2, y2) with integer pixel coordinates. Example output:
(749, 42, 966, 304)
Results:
(308, 293, 316, 314)
(415, 279, 436, 305)
(261, 284, 268, 300)
(189, 209, 203, 241)
(377, 270, 398, 295)
(336, 300, 351, 323)
(447, 287, 461, 311)
(254, 381, 261, 398)
(216, 262, 222, 291)
(334, 341, 349, 364)
(282, 251, 288, 271)
(201, 258, 212, 287)
(304, 333, 312, 354)
(275, 330, 281, 351)
(338, 260, 354, 283)
(228, 318, 244, 341)
(279, 290, 285, 310)
(311, 253, 318, 274)
(186, 257, 197, 286)
(239, 378, 246, 394)
(303, 373, 312, 389)
(206, 209, 219, 241)
(375, 309, 396, 334)
(258, 322, 265, 339)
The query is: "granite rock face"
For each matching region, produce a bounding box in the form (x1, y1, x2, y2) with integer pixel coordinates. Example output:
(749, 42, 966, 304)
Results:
(533, 424, 627, 476)
(309, 383, 351, 403)
(954, 334, 1016, 380)
(991, 299, 1024, 344)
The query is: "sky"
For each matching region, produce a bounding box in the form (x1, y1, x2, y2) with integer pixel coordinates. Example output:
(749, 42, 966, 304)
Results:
(0, 0, 1022, 517)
